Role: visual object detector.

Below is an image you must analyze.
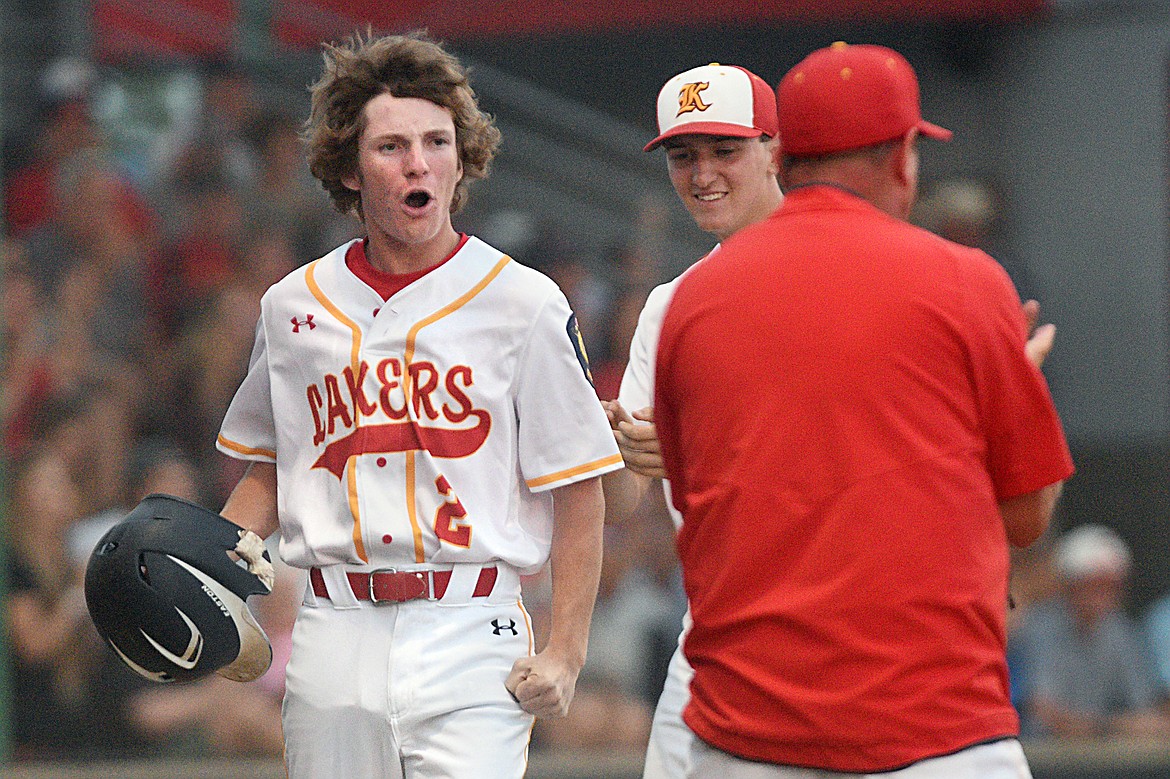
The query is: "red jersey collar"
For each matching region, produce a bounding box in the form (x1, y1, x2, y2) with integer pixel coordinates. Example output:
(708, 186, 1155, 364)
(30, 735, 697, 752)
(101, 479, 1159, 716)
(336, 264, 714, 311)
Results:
(345, 234, 469, 301)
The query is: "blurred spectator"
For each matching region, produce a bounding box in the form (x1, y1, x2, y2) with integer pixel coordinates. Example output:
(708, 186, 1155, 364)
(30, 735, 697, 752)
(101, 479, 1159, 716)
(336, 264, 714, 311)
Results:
(590, 284, 648, 401)
(533, 675, 652, 753)
(236, 225, 305, 303)
(30, 377, 141, 519)
(145, 223, 300, 478)
(1005, 534, 1061, 711)
(2, 230, 150, 479)
(914, 176, 1037, 302)
(128, 672, 284, 758)
(155, 177, 247, 335)
(155, 281, 266, 505)
(22, 148, 161, 362)
(1011, 524, 1170, 738)
(67, 435, 206, 564)
(145, 62, 266, 337)
(1, 242, 55, 458)
(586, 523, 684, 705)
(155, 61, 261, 197)
(521, 227, 615, 365)
(621, 194, 672, 290)
(914, 177, 998, 249)
(626, 489, 687, 702)
(4, 58, 103, 237)
(244, 108, 342, 262)
(5, 446, 153, 761)
(1143, 582, 1170, 696)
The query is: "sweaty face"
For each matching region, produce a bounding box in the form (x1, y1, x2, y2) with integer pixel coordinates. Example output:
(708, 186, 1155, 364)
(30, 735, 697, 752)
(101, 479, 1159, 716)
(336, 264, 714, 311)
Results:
(343, 93, 463, 264)
(664, 135, 780, 241)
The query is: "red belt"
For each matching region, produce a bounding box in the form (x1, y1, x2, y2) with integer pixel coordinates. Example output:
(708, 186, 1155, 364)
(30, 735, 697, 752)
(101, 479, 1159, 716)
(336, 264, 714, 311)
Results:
(310, 566, 498, 604)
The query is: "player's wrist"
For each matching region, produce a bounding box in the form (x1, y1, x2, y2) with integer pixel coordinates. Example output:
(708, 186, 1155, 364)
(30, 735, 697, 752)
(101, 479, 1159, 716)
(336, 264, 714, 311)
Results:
(540, 637, 587, 671)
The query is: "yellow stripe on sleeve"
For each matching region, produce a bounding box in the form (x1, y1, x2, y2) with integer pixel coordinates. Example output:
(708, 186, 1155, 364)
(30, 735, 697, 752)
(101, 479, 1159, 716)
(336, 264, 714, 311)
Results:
(217, 434, 276, 460)
(525, 453, 624, 489)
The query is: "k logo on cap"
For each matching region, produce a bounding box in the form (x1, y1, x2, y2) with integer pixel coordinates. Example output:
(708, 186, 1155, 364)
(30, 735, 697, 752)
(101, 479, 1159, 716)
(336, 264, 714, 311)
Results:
(644, 63, 779, 152)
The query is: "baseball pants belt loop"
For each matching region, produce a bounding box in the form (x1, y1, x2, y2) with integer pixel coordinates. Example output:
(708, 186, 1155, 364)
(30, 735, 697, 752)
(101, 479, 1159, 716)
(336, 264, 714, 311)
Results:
(309, 565, 498, 604)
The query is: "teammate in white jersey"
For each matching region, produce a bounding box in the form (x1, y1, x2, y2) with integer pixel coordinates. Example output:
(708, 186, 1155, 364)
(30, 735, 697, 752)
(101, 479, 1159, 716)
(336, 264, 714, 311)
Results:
(215, 31, 622, 777)
(601, 64, 784, 779)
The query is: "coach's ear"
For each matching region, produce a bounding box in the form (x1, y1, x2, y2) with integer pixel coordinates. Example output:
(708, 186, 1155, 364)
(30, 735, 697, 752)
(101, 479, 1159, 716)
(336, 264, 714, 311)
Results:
(893, 129, 919, 188)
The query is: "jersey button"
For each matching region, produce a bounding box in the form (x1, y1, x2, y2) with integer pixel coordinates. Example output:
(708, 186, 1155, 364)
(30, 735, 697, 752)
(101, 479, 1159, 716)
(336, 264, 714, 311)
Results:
(376, 457, 387, 467)
(382, 534, 393, 544)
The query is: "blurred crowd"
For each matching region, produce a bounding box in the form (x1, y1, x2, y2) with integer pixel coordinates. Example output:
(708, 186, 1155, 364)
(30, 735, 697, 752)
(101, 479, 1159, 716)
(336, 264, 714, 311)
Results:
(4, 55, 1170, 767)
(1, 57, 341, 763)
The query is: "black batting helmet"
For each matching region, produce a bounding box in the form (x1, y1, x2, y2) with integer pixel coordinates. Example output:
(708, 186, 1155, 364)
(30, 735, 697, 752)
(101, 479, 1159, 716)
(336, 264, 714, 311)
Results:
(85, 494, 273, 684)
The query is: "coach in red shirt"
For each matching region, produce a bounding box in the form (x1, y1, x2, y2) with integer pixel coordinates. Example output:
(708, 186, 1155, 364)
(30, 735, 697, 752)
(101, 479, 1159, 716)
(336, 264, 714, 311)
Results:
(654, 42, 1074, 778)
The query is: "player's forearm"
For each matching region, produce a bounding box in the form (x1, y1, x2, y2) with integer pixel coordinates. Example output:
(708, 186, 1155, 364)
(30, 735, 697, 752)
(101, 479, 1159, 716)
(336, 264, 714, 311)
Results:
(221, 461, 280, 539)
(545, 477, 605, 668)
(999, 481, 1063, 547)
(601, 466, 651, 524)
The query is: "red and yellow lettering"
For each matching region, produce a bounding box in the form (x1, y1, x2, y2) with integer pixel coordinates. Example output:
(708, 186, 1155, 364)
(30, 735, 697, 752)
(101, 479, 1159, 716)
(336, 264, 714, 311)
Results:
(344, 362, 378, 420)
(433, 475, 471, 547)
(376, 358, 408, 420)
(409, 362, 440, 421)
(443, 365, 474, 423)
(307, 384, 326, 446)
(323, 373, 353, 434)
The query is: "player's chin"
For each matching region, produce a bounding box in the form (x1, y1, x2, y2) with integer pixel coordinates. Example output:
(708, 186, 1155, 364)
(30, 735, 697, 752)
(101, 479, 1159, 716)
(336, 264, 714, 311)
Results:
(690, 210, 730, 235)
(392, 218, 445, 246)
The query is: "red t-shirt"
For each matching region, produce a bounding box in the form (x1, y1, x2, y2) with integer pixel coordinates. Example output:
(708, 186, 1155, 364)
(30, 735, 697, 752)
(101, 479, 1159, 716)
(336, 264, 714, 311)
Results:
(655, 185, 1074, 771)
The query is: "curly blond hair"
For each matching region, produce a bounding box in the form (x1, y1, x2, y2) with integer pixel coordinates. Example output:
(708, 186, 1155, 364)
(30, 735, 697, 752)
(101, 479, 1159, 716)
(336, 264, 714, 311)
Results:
(303, 30, 501, 218)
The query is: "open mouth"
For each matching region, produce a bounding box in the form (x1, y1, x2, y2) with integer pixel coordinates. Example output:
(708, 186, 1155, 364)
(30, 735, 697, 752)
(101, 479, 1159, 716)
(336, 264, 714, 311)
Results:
(405, 191, 432, 208)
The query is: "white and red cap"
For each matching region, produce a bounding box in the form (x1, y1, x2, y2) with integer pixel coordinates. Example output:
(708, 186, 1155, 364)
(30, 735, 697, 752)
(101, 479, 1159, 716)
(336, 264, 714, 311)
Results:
(644, 63, 779, 152)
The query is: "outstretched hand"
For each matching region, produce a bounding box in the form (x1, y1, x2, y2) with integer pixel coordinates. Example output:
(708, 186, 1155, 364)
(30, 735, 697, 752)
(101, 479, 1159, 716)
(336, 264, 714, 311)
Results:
(601, 400, 665, 479)
(1023, 299, 1056, 369)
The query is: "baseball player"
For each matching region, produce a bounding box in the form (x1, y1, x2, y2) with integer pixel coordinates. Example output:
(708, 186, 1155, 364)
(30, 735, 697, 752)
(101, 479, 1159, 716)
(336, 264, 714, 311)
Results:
(215, 32, 622, 777)
(602, 63, 783, 779)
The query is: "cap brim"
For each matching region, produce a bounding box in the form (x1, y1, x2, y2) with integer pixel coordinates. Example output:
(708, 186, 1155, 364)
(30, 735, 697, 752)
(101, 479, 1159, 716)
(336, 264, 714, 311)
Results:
(918, 120, 953, 142)
(644, 122, 764, 152)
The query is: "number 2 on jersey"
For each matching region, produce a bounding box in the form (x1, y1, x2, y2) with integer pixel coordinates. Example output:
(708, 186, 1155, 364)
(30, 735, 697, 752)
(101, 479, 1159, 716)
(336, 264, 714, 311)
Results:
(433, 475, 471, 547)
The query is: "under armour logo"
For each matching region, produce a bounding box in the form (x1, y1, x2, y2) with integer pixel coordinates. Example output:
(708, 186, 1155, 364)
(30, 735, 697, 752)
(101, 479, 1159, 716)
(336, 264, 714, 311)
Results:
(676, 81, 711, 116)
(291, 314, 316, 333)
(491, 618, 518, 636)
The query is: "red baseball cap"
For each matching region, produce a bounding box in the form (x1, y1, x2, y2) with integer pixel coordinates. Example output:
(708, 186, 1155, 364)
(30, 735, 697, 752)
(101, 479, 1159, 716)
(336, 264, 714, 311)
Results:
(777, 42, 952, 157)
(644, 63, 779, 152)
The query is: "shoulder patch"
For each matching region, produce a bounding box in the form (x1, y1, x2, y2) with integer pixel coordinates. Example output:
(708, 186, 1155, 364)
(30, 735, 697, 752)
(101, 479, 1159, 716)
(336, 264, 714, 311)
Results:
(566, 313, 594, 386)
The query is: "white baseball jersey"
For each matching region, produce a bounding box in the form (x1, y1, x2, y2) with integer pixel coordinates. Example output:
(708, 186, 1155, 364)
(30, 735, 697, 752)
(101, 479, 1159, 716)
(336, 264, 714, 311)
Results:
(619, 249, 714, 779)
(618, 249, 716, 530)
(217, 236, 623, 574)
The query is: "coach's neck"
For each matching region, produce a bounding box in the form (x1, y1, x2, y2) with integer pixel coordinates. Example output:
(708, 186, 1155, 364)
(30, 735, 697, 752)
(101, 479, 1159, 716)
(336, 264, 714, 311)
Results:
(780, 130, 919, 221)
